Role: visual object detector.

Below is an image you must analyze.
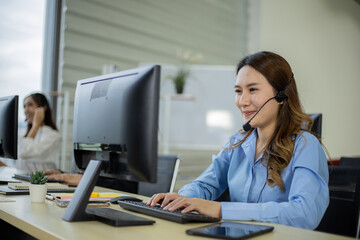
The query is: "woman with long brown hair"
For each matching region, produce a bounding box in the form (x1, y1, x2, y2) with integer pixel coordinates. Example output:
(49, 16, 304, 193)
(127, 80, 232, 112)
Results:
(17, 93, 60, 172)
(147, 51, 329, 229)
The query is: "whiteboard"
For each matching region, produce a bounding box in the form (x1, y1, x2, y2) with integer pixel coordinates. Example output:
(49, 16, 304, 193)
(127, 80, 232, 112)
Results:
(141, 64, 244, 150)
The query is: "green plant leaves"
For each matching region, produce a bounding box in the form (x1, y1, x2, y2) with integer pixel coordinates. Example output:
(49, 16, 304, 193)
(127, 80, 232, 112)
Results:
(30, 170, 48, 184)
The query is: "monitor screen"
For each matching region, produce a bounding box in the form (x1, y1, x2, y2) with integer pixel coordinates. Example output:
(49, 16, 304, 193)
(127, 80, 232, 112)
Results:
(0, 95, 18, 160)
(63, 65, 160, 223)
(72, 65, 160, 182)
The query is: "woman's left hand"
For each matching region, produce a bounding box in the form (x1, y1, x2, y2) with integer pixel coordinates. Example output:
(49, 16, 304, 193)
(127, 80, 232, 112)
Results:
(162, 196, 222, 218)
(47, 173, 82, 186)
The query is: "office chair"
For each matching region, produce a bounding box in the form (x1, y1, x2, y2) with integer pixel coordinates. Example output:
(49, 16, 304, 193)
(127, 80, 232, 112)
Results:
(316, 166, 360, 237)
(306, 113, 322, 138)
(339, 157, 360, 167)
(137, 155, 180, 197)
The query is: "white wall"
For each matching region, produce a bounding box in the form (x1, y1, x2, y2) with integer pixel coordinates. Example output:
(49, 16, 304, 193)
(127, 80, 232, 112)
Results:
(251, 0, 360, 159)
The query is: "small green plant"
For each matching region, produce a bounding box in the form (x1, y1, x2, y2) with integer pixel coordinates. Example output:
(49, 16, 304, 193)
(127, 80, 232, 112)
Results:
(30, 170, 48, 184)
(167, 49, 203, 94)
(171, 67, 190, 94)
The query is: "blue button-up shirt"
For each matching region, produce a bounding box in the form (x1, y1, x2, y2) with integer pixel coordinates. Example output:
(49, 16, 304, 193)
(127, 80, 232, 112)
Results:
(178, 130, 329, 229)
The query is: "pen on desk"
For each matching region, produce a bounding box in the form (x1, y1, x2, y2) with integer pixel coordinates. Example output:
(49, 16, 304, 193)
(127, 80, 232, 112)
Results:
(46, 195, 60, 201)
(47, 193, 61, 199)
(46, 195, 56, 201)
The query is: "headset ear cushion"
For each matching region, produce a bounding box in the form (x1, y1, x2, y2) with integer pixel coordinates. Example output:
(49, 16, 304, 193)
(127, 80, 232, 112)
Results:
(275, 91, 288, 102)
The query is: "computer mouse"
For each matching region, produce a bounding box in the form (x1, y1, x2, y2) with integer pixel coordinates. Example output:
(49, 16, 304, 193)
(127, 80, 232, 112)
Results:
(109, 196, 143, 204)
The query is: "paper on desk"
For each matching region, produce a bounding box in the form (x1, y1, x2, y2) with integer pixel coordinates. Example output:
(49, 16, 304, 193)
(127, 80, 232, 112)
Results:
(48, 192, 126, 200)
(0, 197, 16, 202)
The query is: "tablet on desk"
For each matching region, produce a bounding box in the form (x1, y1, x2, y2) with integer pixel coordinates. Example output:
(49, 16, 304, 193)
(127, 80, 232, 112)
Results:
(186, 222, 274, 240)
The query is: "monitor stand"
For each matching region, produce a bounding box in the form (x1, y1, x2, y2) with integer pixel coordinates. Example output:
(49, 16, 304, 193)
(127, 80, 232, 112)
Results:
(62, 160, 155, 226)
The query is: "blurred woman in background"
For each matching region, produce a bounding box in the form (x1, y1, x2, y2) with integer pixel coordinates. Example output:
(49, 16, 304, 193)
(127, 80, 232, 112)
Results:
(17, 93, 60, 172)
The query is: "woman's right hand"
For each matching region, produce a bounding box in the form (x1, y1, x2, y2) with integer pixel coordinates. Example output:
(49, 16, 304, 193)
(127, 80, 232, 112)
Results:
(146, 192, 222, 218)
(43, 169, 62, 175)
(32, 107, 45, 127)
(26, 107, 45, 138)
(146, 192, 184, 208)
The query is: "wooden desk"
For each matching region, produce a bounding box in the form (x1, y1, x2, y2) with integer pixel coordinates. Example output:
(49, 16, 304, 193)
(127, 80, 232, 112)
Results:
(0, 167, 353, 240)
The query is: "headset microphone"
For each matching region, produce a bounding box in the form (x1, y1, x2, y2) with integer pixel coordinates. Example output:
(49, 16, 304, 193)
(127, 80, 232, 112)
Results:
(242, 91, 288, 132)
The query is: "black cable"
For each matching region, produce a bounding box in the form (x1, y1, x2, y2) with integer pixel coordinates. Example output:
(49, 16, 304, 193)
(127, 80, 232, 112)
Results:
(256, 168, 268, 203)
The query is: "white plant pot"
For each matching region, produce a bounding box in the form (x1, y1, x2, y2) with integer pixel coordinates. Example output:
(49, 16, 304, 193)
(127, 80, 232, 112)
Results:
(29, 184, 47, 202)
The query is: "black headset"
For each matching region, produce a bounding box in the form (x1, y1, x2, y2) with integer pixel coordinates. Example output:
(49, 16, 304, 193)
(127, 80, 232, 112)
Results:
(274, 73, 293, 103)
(274, 90, 288, 103)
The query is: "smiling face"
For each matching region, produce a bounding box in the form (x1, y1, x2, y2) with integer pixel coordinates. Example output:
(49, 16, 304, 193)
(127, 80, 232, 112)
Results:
(24, 96, 39, 124)
(235, 65, 281, 132)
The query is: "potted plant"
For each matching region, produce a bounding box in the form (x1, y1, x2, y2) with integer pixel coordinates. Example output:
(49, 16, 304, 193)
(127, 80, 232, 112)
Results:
(171, 66, 190, 94)
(168, 50, 203, 94)
(29, 170, 48, 202)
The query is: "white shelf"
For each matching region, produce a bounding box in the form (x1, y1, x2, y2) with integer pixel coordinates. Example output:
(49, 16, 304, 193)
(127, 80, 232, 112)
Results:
(161, 94, 195, 154)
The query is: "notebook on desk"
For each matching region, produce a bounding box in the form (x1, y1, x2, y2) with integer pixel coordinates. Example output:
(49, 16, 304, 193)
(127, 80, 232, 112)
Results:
(0, 185, 75, 195)
(8, 182, 69, 190)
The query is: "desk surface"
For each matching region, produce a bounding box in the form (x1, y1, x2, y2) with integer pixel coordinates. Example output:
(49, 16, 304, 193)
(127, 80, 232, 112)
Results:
(0, 167, 353, 240)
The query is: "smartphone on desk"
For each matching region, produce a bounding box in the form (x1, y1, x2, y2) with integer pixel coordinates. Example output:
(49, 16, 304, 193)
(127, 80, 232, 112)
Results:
(186, 222, 274, 240)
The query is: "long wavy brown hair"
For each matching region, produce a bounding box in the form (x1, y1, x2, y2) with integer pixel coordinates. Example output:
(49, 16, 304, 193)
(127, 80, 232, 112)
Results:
(231, 51, 314, 191)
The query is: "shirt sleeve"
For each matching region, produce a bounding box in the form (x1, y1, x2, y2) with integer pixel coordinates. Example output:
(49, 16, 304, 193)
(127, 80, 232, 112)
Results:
(19, 128, 61, 161)
(178, 146, 232, 200)
(221, 133, 329, 229)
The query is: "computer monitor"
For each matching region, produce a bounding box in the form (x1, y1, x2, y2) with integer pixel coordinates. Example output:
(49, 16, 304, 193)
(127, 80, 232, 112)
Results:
(307, 113, 322, 138)
(62, 65, 160, 225)
(0, 95, 18, 160)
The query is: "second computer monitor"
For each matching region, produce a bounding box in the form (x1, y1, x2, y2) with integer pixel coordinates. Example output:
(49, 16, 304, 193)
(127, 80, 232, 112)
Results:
(72, 65, 160, 183)
(308, 113, 322, 138)
(0, 95, 18, 160)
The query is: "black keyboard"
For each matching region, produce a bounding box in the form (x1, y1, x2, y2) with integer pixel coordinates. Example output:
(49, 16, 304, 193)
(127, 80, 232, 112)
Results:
(118, 200, 221, 224)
